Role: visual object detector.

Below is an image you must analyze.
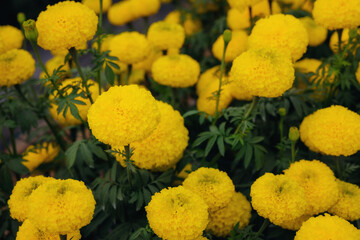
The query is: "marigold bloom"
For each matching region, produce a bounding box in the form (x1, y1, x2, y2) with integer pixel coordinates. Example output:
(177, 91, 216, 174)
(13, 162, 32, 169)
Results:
(196, 66, 220, 95)
(294, 58, 322, 89)
(22, 143, 60, 171)
(36, 1, 98, 52)
(328, 180, 360, 221)
(147, 21, 185, 50)
(8, 176, 55, 222)
(133, 44, 162, 72)
(0, 49, 35, 87)
(212, 30, 248, 63)
(227, 0, 263, 10)
(131, 0, 161, 18)
(108, 1, 135, 26)
(152, 54, 200, 88)
(252, 0, 270, 17)
(328, 29, 359, 54)
(277, 214, 312, 231)
(227, 8, 250, 30)
(146, 186, 209, 240)
(113, 101, 189, 171)
(164, 10, 202, 36)
(300, 16, 327, 47)
(88, 85, 160, 146)
(313, 0, 360, 30)
(0, 25, 23, 54)
(248, 14, 308, 61)
(28, 179, 96, 235)
(299, 105, 360, 156)
(294, 214, 360, 240)
(108, 32, 150, 64)
(39, 55, 70, 79)
(250, 173, 308, 226)
(229, 48, 294, 98)
(82, 0, 112, 14)
(207, 192, 252, 237)
(183, 167, 235, 211)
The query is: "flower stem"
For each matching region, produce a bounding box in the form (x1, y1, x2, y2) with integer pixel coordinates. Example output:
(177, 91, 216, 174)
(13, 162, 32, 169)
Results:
(28, 40, 50, 78)
(235, 96, 259, 134)
(124, 64, 132, 85)
(9, 128, 17, 156)
(69, 47, 94, 104)
(254, 219, 269, 238)
(337, 29, 343, 54)
(334, 157, 343, 179)
(0, 132, 12, 154)
(279, 115, 284, 158)
(124, 144, 133, 188)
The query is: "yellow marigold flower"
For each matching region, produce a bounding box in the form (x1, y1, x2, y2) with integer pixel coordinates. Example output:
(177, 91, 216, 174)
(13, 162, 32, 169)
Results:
(40, 55, 70, 79)
(146, 186, 209, 240)
(248, 14, 308, 61)
(113, 101, 189, 171)
(133, 44, 163, 72)
(183, 167, 235, 211)
(108, 1, 135, 26)
(301, 0, 313, 13)
(284, 160, 339, 215)
(8, 176, 55, 222)
(28, 179, 96, 235)
(277, 214, 312, 231)
(229, 48, 294, 98)
(250, 173, 308, 227)
(22, 143, 60, 171)
(50, 42, 88, 57)
(356, 62, 360, 84)
(207, 192, 251, 237)
(152, 54, 200, 88)
(36, 1, 98, 52)
(294, 214, 360, 240)
(164, 10, 202, 36)
(49, 78, 99, 126)
(328, 29, 360, 54)
(147, 21, 185, 50)
(299, 105, 360, 156)
(328, 180, 360, 221)
(82, 0, 112, 14)
(16, 220, 81, 240)
(108, 32, 150, 64)
(120, 69, 145, 85)
(227, 0, 263, 10)
(0, 49, 35, 87)
(252, 0, 270, 18)
(300, 16, 327, 47)
(0, 25, 23, 54)
(197, 80, 233, 116)
(176, 163, 192, 180)
(227, 8, 250, 30)
(131, 0, 161, 18)
(196, 66, 220, 95)
(313, 0, 360, 30)
(212, 30, 248, 63)
(88, 85, 160, 146)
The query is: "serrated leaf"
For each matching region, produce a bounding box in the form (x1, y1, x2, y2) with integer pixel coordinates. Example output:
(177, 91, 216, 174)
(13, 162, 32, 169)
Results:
(205, 135, 217, 156)
(65, 141, 82, 169)
(105, 64, 115, 86)
(6, 158, 29, 175)
(87, 141, 108, 160)
(244, 144, 253, 168)
(135, 191, 144, 211)
(79, 142, 94, 168)
(109, 185, 117, 209)
(217, 136, 225, 156)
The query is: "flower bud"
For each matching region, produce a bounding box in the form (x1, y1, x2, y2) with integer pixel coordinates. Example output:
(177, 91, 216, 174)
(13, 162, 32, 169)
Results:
(289, 126, 300, 142)
(278, 107, 286, 117)
(22, 19, 38, 43)
(17, 12, 26, 26)
(223, 29, 232, 45)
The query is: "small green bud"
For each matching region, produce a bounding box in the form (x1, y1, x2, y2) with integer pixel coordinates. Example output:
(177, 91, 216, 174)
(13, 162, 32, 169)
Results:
(278, 107, 286, 117)
(223, 29, 232, 44)
(289, 126, 300, 142)
(17, 12, 26, 26)
(23, 19, 38, 43)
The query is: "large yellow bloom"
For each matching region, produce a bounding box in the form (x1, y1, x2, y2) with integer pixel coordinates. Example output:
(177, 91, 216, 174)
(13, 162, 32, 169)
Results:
(113, 101, 189, 171)
(207, 192, 252, 237)
(212, 30, 248, 63)
(183, 167, 235, 211)
(0, 49, 35, 87)
(250, 173, 308, 227)
(313, 0, 360, 30)
(284, 160, 339, 215)
(248, 14, 308, 61)
(227, 8, 250, 30)
(28, 179, 96, 235)
(87, 85, 160, 146)
(147, 21, 185, 50)
(146, 186, 209, 240)
(22, 143, 60, 172)
(299, 105, 360, 156)
(130, 0, 161, 18)
(294, 214, 360, 240)
(164, 10, 202, 36)
(36, 1, 98, 52)
(229, 48, 294, 98)
(196, 66, 221, 95)
(0, 25, 23, 54)
(133, 44, 162, 72)
(108, 1, 135, 26)
(82, 0, 112, 14)
(300, 16, 327, 47)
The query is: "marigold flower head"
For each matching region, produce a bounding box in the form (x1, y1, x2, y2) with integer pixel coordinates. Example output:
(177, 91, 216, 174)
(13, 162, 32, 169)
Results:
(16, 220, 81, 240)
(183, 167, 235, 211)
(147, 21, 185, 50)
(207, 192, 252, 237)
(40, 55, 70, 79)
(248, 14, 308, 61)
(146, 186, 209, 240)
(212, 30, 248, 63)
(36, 1, 98, 52)
(0, 25, 23, 54)
(300, 16, 327, 47)
(328, 29, 359, 54)
(313, 0, 360, 30)
(49, 78, 99, 126)
(252, 0, 270, 17)
(227, 8, 250, 30)
(328, 180, 360, 221)
(152, 54, 200, 88)
(133, 44, 162, 72)
(8, 176, 56, 222)
(108, 32, 150, 64)
(227, 0, 263, 10)
(88, 85, 160, 146)
(196, 66, 220, 95)
(229, 48, 294, 98)
(82, 0, 112, 14)
(113, 101, 189, 171)
(250, 173, 308, 226)
(108, 1, 135, 26)
(0, 49, 35, 87)
(22, 143, 60, 171)
(294, 214, 360, 240)
(299, 105, 360, 156)
(28, 179, 96, 234)
(164, 10, 202, 36)
(120, 68, 145, 85)
(131, 0, 161, 18)
(294, 58, 322, 89)
(277, 214, 312, 231)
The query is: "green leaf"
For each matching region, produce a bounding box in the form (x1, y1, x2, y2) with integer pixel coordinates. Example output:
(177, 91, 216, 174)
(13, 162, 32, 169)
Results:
(105, 64, 115, 86)
(79, 142, 94, 168)
(135, 191, 144, 211)
(205, 135, 217, 156)
(109, 185, 117, 209)
(244, 144, 253, 168)
(101, 182, 111, 205)
(65, 141, 82, 169)
(69, 103, 82, 120)
(87, 141, 108, 160)
(6, 158, 29, 175)
(182, 110, 199, 118)
(142, 188, 152, 204)
(217, 136, 225, 156)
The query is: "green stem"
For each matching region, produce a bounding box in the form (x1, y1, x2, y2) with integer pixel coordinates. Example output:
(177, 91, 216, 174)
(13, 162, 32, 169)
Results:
(69, 47, 94, 104)
(290, 140, 296, 163)
(0, 132, 12, 154)
(124, 65, 132, 85)
(28, 40, 50, 78)
(279, 116, 284, 158)
(235, 96, 259, 134)
(337, 29, 343, 54)
(254, 219, 269, 238)
(9, 128, 17, 156)
(124, 144, 133, 188)
(60, 235, 67, 240)
(334, 157, 343, 179)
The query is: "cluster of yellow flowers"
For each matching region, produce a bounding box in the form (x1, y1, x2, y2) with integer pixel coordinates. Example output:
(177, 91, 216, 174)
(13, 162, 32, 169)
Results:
(146, 167, 252, 239)
(22, 143, 60, 172)
(164, 10, 202, 36)
(8, 176, 95, 238)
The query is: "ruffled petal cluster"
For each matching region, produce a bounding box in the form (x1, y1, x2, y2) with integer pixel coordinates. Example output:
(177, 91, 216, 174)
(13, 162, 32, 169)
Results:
(0, 25, 23, 54)
(299, 16, 327, 47)
(22, 143, 60, 171)
(147, 21, 185, 50)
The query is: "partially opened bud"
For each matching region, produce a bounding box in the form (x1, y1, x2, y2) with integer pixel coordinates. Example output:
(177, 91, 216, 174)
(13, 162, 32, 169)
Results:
(17, 13, 26, 26)
(289, 126, 299, 142)
(278, 107, 286, 117)
(22, 19, 38, 43)
(223, 29, 232, 45)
